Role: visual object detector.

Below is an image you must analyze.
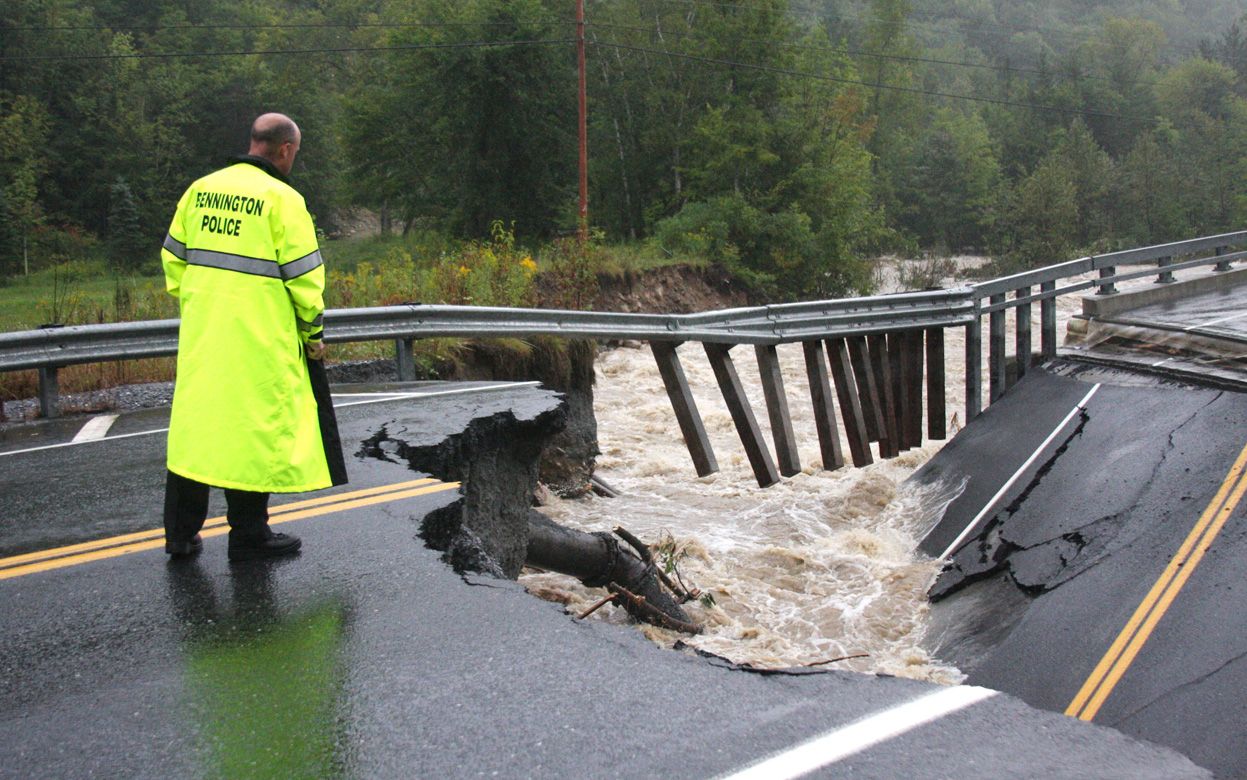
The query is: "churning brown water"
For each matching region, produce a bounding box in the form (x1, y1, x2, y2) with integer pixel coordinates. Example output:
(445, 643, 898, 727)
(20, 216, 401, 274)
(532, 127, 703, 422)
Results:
(521, 264, 1092, 682)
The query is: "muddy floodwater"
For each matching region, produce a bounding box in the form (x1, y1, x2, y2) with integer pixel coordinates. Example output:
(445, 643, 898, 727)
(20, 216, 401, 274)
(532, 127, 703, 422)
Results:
(521, 266, 1093, 682)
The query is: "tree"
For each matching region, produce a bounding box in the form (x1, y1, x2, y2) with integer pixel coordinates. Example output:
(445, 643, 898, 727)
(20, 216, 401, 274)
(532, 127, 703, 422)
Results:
(898, 109, 1001, 251)
(1078, 18, 1165, 157)
(107, 176, 145, 271)
(1044, 120, 1116, 248)
(1116, 131, 1190, 245)
(1198, 15, 1247, 93)
(1001, 158, 1077, 269)
(342, 0, 574, 239)
(1153, 59, 1245, 235)
(0, 94, 50, 275)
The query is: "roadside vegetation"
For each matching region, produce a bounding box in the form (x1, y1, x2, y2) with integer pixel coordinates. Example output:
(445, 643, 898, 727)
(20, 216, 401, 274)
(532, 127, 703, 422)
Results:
(0, 224, 705, 403)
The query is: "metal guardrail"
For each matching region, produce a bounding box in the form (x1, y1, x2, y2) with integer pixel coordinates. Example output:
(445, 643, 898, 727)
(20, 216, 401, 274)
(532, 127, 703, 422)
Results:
(2, 231, 1245, 421)
(961, 229, 1247, 416)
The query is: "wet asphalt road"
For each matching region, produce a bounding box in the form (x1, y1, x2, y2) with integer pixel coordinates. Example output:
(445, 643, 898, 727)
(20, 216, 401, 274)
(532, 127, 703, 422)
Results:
(917, 361, 1247, 777)
(0, 381, 1209, 778)
(1111, 283, 1247, 341)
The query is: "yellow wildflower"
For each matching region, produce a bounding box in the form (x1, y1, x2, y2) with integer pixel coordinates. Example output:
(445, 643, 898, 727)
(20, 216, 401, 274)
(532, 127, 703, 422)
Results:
(520, 256, 537, 274)
(457, 265, 470, 277)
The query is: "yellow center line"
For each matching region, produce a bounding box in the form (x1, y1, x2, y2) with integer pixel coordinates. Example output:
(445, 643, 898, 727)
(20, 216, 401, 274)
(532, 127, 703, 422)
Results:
(0, 480, 460, 581)
(1066, 439, 1247, 721)
(0, 478, 440, 570)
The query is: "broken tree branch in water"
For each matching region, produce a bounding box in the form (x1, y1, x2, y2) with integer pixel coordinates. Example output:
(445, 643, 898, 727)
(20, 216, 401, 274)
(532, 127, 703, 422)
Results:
(577, 593, 618, 620)
(614, 526, 700, 604)
(608, 583, 703, 635)
(526, 511, 701, 634)
(805, 654, 870, 667)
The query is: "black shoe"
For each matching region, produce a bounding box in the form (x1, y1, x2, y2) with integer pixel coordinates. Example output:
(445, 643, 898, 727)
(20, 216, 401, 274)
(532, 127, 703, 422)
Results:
(228, 529, 301, 562)
(165, 533, 203, 557)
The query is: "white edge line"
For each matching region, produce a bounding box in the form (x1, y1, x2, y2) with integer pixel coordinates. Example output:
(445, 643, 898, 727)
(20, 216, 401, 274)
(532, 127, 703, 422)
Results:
(937, 383, 1102, 561)
(70, 414, 118, 443)
(0, 382, 542, 458)
(719, 686, 999, 780)
(1186, 311, 1247, 330)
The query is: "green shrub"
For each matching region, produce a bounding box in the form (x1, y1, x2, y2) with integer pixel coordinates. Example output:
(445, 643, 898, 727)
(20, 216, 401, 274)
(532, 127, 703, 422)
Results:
(654, 193, 872, 299)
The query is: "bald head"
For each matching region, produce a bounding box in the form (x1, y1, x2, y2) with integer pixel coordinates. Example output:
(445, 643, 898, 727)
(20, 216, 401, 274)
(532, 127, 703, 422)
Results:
(248, 113, 301, 176)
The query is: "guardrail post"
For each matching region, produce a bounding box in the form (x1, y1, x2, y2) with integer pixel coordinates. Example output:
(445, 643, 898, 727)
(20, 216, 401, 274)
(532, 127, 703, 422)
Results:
(846, 335, 888, 455)
(1015, 286, 1031, 381)
(887, 332, 908, 452)
(395, 338, 416, 381)
(989, 293, 1006, 402)
(1215, 246, 1232, 272)
(754, 345, 801, 477)
(704, 343, 781, 487)
(827, 337, 873, 467)
(650, 341, 718, 478)
(1096, 265, 1118, 295)
(966, 316, 982, 421)
(867, 333, 899, 458)
(38, 366, 59, 419)
(1040, 281, 1057, 359)
(801, 340, 845, 471)
(903, 330, 924, 448)
(1155, 256, 1174, 284)
(925, 327, 945, 440)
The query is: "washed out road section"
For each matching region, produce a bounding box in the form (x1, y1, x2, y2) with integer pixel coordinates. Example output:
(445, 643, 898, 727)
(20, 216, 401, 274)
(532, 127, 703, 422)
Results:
(917, 361, 1247, 777)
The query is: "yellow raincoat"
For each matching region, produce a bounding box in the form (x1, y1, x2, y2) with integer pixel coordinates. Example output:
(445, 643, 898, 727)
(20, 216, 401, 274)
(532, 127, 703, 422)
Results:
(161, 157, 331, 492)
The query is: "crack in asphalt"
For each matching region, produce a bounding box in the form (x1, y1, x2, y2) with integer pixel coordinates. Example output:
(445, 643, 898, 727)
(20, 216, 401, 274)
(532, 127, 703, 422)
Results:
(931, 409, 1093, 600)
(1112, 645, 1247, 725)
(1012, 392, 1227, 591)
(938, 391, 1228, 601)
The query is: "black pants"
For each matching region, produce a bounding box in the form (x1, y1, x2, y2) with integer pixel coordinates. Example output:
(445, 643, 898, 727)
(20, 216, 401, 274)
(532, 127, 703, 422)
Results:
(163, 471, 270, 543)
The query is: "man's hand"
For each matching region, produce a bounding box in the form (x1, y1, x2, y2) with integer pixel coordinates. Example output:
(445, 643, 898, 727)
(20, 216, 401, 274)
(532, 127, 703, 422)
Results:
(306, 340, 327, 361)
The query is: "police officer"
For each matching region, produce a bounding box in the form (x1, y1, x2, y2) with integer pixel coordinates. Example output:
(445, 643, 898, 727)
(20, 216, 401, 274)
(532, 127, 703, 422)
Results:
(160, 113, 347, 562)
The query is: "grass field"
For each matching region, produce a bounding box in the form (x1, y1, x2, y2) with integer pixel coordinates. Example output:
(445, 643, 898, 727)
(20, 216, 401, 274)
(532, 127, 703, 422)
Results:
(0, 265, 171, 333)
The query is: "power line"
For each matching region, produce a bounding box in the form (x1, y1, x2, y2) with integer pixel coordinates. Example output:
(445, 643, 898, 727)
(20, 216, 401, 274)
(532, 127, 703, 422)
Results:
(2, 19, 570, 33)
(626, 0, 1220, 62)
(587, 19, 1150, 87)
(590, 39, 1152, 123)
(0, 38, 576, 63)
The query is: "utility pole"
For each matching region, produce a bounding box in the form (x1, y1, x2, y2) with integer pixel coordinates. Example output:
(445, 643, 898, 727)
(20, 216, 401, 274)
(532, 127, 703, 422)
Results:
(576, 0, 588, 242)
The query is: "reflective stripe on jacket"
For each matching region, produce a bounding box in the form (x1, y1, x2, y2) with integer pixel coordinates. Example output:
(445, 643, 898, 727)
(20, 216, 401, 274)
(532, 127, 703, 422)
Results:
(161, 158, 331, 493)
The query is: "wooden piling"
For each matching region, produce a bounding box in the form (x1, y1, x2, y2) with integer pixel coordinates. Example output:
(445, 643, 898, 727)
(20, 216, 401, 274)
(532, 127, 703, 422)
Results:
(754, 345, 801, 477)
(868, 333, 899, 458)
(650, 341, 718, 477)
(904, 330, 924, 448)
(925, 327, 946, 440)
(846, 335, 886, 449)
(888, 332, 910, 453)
(802, 340, 845, 471)
(827, 337, 873, 466)
(704, 343, 781, 488)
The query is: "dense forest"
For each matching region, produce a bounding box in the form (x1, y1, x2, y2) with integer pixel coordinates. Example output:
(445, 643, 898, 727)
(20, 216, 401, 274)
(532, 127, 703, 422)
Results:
(2, 0, 1247, 299)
